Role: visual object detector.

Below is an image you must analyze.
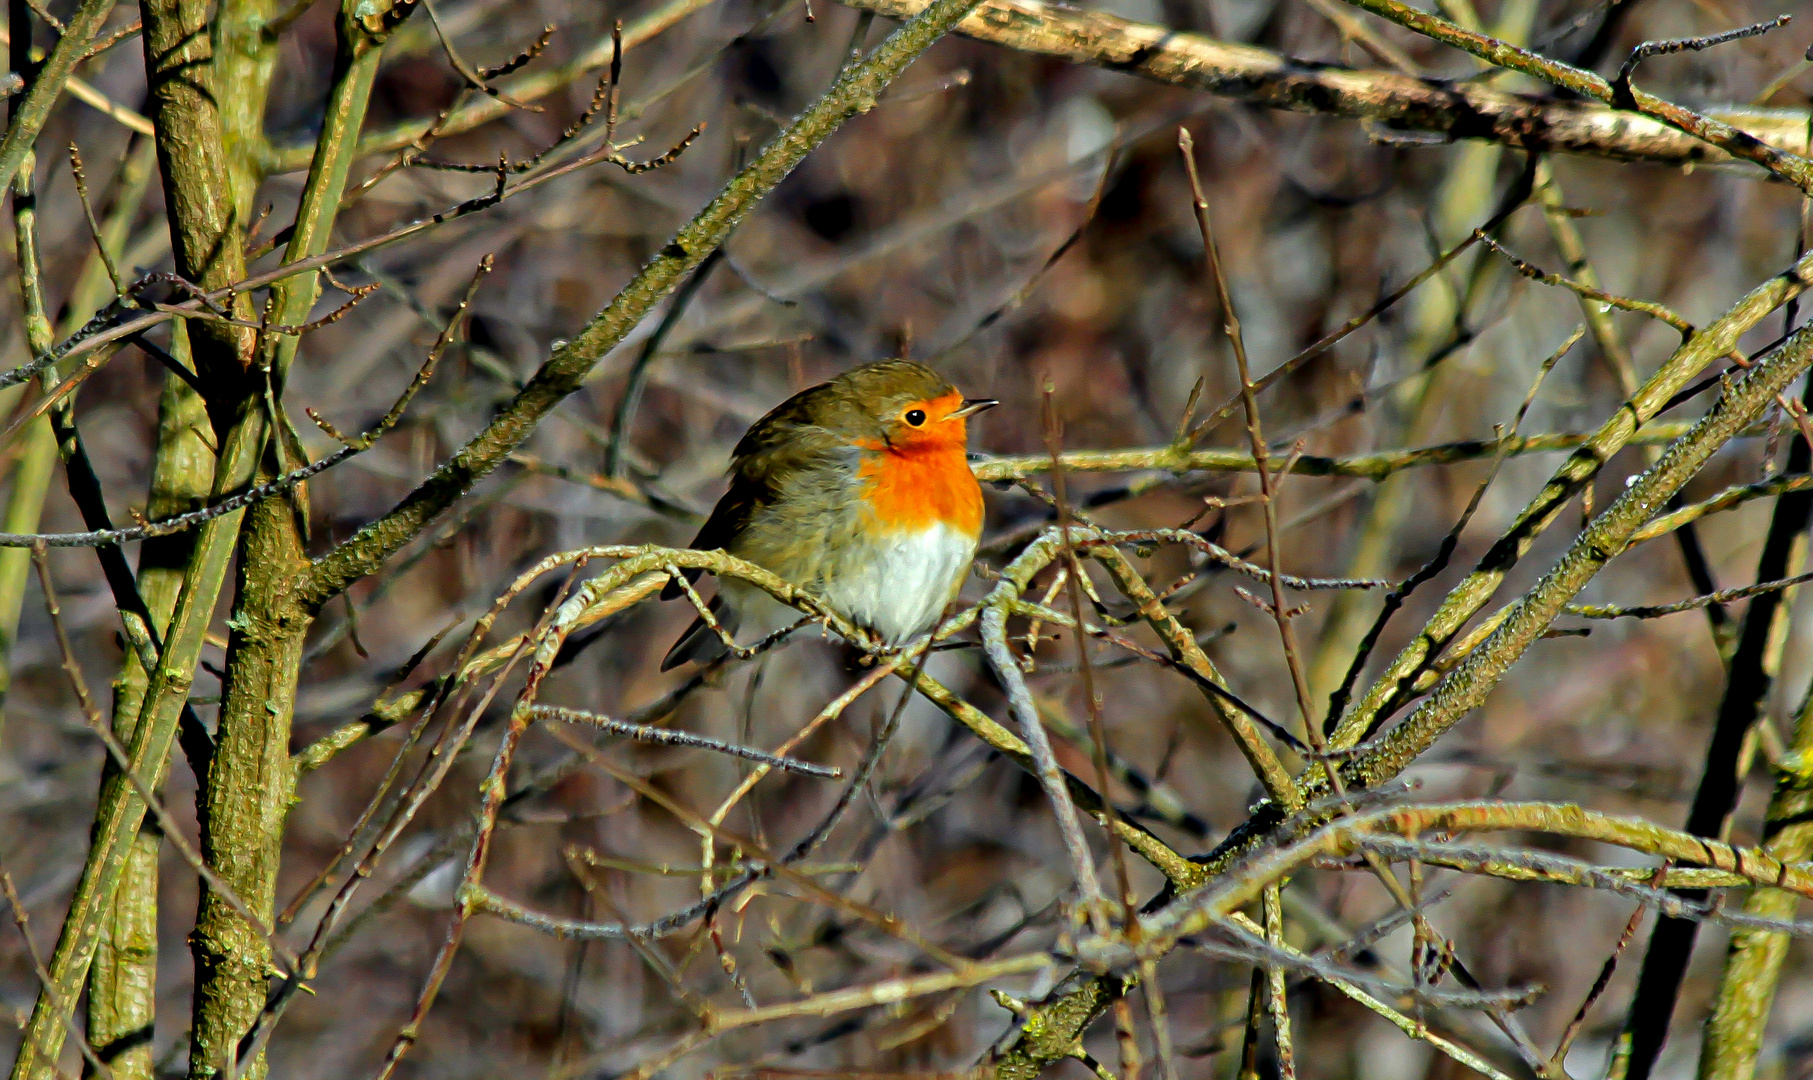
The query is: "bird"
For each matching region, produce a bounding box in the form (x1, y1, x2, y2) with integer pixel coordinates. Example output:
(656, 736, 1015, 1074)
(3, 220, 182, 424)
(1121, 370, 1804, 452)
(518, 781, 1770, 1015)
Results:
(661, 359, 997, 671)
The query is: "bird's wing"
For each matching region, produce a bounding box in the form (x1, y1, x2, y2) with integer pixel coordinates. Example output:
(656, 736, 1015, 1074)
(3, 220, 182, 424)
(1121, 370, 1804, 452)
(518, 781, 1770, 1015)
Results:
(663, 470, 766, 599)
(663, 378, 844, 600)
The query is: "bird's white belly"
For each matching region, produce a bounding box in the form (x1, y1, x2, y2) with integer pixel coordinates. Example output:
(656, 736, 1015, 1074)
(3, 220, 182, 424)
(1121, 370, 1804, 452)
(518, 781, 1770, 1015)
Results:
(819, 523, 975, 645)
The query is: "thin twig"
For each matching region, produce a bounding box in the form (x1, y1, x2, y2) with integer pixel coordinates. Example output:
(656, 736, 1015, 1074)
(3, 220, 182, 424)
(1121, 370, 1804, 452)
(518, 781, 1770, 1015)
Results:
(1043, 388, 1137, 937)
(983, 586, 1110, 915)
(1477, 231, 1696, 340)
(66, 143, 122, 298)
(529, 705, 841, 777)
(1564, 568, 1813, 619)
(1548, 870, 1658, 1071)
(0, 444, 355, 548)
(419, 0, 543, 110)
(1612, 16, 1793, 106)
(607, 248, 724, 476)
(482, 24, 555, 78)
(1181, 127, 1321, 765)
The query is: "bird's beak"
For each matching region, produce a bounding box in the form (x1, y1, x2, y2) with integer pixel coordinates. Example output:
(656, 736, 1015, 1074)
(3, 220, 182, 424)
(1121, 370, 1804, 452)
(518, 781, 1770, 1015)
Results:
(948, 398, 999, 420)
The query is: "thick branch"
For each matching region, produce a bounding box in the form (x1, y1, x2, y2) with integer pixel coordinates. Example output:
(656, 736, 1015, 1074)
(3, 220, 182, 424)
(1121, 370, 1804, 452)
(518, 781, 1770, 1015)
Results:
(1336, 0, 1813, 187)
(836, 0, 1812, 171)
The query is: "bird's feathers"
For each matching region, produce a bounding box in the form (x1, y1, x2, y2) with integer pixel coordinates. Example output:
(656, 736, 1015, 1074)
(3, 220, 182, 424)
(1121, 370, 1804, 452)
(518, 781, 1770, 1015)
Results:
(817, 521, 976, 645)
(660, 359, 982, 667)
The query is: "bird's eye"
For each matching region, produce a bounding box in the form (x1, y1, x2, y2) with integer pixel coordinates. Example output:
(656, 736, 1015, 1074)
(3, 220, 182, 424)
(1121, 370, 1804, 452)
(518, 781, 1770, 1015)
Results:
(904, 409, 927, 426)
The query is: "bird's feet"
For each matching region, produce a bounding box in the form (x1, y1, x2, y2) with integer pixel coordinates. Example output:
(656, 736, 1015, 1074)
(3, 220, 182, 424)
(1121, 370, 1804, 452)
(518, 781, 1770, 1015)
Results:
(837, 628, 892, 671)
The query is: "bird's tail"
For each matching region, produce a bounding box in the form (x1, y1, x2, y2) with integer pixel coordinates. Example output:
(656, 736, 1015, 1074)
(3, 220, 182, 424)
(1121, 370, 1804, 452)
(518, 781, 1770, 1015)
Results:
(660, 593, 740, 671)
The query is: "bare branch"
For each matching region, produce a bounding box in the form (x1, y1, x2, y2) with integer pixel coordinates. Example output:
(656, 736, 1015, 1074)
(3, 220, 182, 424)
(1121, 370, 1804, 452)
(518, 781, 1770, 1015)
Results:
(529, 705, 842, 778)
(835, 0, 1813, 172)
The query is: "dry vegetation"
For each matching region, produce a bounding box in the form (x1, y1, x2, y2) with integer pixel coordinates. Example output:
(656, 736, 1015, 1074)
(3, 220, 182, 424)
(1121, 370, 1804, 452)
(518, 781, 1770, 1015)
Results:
(6, 0, 1813, 1075)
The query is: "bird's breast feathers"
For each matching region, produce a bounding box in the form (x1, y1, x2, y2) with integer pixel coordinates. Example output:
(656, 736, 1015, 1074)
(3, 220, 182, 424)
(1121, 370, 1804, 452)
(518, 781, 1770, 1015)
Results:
(818, 520, 976, 645)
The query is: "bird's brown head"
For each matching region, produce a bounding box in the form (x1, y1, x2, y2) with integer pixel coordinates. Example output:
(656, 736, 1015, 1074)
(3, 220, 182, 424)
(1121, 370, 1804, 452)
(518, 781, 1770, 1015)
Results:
(807, 359, 997, 453)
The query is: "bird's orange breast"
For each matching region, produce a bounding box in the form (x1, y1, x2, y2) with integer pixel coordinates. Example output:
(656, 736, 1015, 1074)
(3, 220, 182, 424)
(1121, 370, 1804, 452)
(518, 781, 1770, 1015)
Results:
(855, 443, 984, 538)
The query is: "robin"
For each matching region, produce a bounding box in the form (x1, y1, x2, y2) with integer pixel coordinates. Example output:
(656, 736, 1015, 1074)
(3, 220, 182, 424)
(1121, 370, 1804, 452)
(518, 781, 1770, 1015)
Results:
(661, 359, 997, 670)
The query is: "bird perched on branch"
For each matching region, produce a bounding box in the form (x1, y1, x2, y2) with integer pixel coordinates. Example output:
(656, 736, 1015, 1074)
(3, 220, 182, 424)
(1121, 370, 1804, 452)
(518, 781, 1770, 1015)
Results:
(661, 359, 997, 671)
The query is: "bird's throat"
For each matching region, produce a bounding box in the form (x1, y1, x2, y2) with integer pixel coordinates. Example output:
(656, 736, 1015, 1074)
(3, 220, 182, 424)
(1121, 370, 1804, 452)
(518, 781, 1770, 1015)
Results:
(855, 442, 983, 537)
